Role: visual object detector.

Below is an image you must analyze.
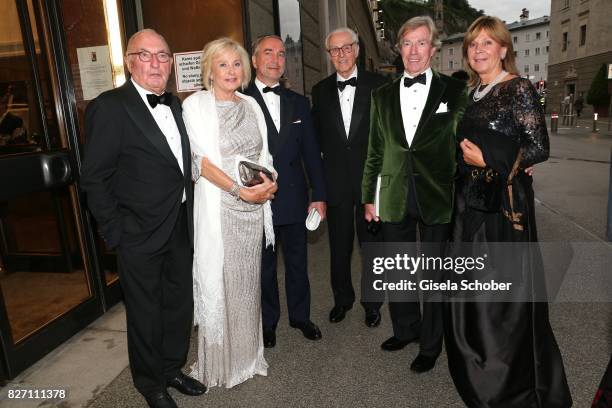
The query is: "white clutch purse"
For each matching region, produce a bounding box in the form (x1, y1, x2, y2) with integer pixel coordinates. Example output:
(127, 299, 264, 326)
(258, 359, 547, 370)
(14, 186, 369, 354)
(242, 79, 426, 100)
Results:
(305, 208, 321, 231)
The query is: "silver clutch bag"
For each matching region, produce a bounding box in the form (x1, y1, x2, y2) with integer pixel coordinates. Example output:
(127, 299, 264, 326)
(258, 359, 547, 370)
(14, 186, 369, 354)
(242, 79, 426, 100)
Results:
(238, 161, 274, 187)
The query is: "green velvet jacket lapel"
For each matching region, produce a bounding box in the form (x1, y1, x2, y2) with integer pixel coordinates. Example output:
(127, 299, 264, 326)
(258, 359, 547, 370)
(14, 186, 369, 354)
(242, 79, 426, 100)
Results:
(413, 71, 447, 146)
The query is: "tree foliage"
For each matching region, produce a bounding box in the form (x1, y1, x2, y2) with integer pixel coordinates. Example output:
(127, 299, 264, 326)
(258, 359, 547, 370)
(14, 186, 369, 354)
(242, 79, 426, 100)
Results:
(380, 0, 483, 42)
(586, 64, 611, 107)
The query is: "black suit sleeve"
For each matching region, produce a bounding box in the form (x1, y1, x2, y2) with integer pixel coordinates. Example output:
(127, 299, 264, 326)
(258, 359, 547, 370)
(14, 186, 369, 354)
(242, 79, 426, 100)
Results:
(299, 96, 327, 202)
(80, 98, 124, 249)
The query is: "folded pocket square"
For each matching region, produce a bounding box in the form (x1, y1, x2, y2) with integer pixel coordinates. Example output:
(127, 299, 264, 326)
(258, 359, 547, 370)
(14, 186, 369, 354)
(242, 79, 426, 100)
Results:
(292, 119, 302, 124)
(435, 102, 448, 113)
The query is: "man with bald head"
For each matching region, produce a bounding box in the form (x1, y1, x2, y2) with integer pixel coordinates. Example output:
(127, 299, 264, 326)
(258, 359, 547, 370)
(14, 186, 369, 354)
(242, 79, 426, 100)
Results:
(81, 29, 205, 408)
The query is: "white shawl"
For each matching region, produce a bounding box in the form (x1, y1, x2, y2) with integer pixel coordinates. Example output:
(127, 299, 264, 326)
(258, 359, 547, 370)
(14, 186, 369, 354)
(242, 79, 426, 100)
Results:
(182, 89, 275, 345)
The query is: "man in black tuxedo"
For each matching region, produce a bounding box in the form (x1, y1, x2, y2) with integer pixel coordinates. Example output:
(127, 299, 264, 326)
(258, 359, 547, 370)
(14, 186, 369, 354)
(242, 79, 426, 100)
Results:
(80, 29, 206, 408)
(245, 35, 327, 348)
(311, 28, 387, 327)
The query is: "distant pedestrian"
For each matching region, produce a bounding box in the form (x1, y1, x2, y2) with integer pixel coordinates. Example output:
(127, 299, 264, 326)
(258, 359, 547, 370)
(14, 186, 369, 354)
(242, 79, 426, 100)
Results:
(562, 94, 572, 125)
(574, 94, 584, 118)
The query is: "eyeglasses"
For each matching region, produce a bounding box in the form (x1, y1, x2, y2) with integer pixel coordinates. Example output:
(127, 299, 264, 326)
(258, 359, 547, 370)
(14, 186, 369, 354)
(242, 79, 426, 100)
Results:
(328, 43, 355, 57)
(127, 50, 172, 63)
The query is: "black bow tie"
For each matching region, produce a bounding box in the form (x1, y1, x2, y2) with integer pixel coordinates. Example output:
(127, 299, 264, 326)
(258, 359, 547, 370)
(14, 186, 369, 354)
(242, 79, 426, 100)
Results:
(146, 92, 172, 108)
(403, 73, 426, 88)
(337, 77, 357, 91)
(263, 86, 281, 95)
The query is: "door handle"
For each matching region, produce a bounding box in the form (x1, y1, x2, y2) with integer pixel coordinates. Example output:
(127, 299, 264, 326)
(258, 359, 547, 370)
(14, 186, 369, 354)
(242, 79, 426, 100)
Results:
(40, 151, 72, 188)
(0, 150, 75, 201)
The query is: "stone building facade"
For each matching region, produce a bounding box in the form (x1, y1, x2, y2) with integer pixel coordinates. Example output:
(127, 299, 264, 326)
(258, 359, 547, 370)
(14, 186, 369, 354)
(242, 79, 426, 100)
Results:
(435, 12, 550, 86)
(247, 0, 383, 97)
(548, 0, 612, 116)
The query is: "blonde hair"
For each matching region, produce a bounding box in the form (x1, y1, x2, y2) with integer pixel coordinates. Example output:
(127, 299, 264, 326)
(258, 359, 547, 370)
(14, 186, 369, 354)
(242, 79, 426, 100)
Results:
(200, 38, 251, 90)
(463, 16, 519, 87)
(396, 16, 441, 49)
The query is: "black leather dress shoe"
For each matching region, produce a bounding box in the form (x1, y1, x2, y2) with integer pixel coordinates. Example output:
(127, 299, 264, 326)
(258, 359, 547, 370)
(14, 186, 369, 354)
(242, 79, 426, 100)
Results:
(329, 304, 352, 323)
(145, 391, 177, 408)
(410, 354, 437, 373)
(289, 320, 322, 340)
(380, 335, 418, 351)
(365, 308, 381, 327)
(167, 373, 207, 396)
(263, 327, 276, 348)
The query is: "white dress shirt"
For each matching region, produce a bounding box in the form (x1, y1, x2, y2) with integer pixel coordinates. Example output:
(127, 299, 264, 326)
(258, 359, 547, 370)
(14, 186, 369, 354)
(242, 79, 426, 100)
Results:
(337, 66, 358, 137)
(132, 79, 186, 202)
(255, 78, 281, 132)
(399, 68, 432, 147)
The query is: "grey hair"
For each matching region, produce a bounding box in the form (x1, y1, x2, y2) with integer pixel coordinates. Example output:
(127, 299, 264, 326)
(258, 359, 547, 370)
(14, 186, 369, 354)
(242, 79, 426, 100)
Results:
(396, 16, 441, 49)
(251, 34, 284, 56)
(325, 27, 359, 51)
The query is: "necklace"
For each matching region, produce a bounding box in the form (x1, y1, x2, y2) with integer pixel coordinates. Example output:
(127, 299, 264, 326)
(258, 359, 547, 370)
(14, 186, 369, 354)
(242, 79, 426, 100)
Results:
(472, 70, 508, 102)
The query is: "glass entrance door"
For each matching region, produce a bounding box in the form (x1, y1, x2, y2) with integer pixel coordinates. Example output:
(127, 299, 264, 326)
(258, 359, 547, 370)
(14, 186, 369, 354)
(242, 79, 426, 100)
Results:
(56, 0, 126, 308)
(0, 0, 103, 379)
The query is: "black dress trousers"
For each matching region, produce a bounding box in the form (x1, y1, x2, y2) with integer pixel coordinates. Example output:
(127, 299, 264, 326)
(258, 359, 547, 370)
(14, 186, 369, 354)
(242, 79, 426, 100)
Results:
(117, 203, 193, 396)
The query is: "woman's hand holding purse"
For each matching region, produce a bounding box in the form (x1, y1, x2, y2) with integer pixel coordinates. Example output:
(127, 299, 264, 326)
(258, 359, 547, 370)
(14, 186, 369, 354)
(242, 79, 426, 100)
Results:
(239, 173, 277, 204)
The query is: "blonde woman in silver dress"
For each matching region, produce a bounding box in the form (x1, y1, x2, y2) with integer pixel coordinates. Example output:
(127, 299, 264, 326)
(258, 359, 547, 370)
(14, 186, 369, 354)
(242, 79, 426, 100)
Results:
(182, 38, 277, 388)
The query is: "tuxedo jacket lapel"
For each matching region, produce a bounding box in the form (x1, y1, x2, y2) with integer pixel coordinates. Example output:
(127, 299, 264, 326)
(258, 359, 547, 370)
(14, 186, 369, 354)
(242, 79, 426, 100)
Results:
(121, 82, 180, 170)
(277, 89, 295, 153)
(170, 99, 191, 175)
(347, 75, 369, 142)
(247, 82, 279, 153)
(413, 72, 446, 146)
(326, 77, 347, 142)
(390, 79, 408, 149)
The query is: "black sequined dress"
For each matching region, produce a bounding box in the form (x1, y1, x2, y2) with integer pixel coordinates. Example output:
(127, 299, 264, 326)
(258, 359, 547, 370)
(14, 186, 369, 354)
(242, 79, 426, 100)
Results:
(444, 78, 572, 407)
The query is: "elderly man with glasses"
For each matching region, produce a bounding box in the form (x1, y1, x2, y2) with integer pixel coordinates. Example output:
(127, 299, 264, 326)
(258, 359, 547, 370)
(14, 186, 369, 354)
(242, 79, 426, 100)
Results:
(311, 27, 388, 329)
(81, 29, 206, 408)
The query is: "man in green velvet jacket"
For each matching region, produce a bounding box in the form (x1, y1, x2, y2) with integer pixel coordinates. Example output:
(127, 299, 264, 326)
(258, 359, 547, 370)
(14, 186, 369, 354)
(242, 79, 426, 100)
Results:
(362, 16, 468, 373)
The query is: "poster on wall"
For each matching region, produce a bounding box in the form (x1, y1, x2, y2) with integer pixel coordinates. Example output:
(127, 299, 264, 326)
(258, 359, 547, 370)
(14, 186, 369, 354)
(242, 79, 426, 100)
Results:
(76, 46, 114, 100)
(174, 51, 203, 93)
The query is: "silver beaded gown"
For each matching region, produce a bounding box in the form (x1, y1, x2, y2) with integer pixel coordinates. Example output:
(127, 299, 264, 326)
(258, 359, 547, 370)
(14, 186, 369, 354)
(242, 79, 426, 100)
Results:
(192, 98, 268, 388)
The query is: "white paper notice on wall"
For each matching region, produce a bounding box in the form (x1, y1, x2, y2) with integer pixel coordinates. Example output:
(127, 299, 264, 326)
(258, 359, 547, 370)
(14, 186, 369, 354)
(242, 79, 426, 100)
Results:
(174, 51, 203, 93)
(76, 45, 114, 101)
